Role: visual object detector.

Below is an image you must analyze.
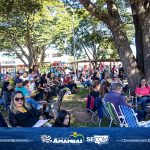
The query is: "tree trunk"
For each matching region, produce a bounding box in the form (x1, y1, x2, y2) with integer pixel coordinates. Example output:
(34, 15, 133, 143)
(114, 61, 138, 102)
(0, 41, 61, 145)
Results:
(79, 0, 145, 93)
(39, 49, 46, 67)
(28, 57, 34, 68)
(105, 1, 144, 92)
(130, 0, 150, 81)
(142, 8, 150, 81)
(108, 21, 143, 93)
(91, 61, 97, 72)
(130, 2, 145, 73)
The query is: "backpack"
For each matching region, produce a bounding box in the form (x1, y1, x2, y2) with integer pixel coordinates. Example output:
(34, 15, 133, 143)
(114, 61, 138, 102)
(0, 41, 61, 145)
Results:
(86, 95, 95, 111)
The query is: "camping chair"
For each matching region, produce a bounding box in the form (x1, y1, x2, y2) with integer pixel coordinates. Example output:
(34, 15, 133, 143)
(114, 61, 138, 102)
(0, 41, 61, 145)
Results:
(90, 109, 98, 125)
(92, 97, 102, 126)
(49, 88, 67, 119)
(85, 94, 97, 124)
(86, 96, 104, 126)
(101, 100, 113, 127)
(93, 99, 110, 127)
(106, 102, 126, 127)
(119, 105, 150, 127)
(57, 88, 68, 111)
(89, 98, 110, 127)
(86, 104, 98, 125)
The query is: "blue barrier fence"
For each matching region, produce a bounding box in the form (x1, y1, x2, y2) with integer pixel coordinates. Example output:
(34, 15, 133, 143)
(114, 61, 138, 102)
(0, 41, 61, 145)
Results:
(0, 128, 150, 150)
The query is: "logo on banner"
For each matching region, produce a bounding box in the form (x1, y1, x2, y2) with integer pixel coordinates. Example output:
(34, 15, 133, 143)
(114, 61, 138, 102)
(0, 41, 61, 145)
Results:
(87, 135, 109, 145)
(41, 135, 53, 143)
(40, 132, 84, 144)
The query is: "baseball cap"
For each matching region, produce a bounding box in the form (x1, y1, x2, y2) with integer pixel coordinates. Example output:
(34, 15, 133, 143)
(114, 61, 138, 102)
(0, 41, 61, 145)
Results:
(16, 78, 23, 83)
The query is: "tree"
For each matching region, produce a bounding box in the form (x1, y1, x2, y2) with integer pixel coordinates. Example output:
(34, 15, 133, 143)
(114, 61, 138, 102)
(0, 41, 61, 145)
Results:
(0, 0, 44, 67)
(64, 0, 150, 93)
(50, 5, 80, 54)
(65, 11, 118, 71)
(0, 0, 75, 67)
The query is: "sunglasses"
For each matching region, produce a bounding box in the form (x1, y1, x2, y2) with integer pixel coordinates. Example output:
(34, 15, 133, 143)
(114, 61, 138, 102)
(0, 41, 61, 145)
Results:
(14, 97, 24, 101)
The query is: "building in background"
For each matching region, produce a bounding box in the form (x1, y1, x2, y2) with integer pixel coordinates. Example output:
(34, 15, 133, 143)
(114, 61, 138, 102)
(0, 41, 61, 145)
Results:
(0, 48, 72, 74)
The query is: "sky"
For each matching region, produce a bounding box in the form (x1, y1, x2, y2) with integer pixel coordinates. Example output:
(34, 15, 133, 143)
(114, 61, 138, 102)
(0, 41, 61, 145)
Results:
(130, 44, 136, 58)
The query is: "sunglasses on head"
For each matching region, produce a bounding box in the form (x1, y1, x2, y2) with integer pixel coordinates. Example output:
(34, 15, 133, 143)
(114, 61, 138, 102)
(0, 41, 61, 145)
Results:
(14, 97, 24, 101)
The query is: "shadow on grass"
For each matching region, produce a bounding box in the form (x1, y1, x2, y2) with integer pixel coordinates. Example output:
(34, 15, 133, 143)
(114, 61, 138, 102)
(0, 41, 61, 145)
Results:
(61, 86, 89, 109)
(60, 87, 114, 127)
(65, 86, 89, 100)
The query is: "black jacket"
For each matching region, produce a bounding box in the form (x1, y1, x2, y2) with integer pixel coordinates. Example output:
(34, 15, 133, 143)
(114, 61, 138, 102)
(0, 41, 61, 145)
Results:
(0, 112, 8, 127)
(9, 107, 41, 127)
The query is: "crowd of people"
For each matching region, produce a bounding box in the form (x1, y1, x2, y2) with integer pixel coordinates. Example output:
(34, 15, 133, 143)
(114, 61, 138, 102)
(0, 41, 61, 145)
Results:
(79, 64, 125, 88)
(0, 65, 76, 127)
(0, 63, 150, 127)
(87, 71, 150, 123)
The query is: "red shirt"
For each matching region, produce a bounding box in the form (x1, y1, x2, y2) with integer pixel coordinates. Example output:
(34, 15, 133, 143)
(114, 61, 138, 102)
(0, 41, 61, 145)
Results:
(135, 86, 150, 96)
(63, 77, 70, 84)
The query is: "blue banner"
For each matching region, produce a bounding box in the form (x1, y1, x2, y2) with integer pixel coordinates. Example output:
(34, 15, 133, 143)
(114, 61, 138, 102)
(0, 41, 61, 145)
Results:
(0, 128, 150, 150)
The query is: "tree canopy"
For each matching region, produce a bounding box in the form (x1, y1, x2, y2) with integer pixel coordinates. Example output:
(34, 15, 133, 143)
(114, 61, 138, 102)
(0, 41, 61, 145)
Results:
(63, 0, 150, 92)
(0, 0, 75, 67)
(1, 0, 149, 92)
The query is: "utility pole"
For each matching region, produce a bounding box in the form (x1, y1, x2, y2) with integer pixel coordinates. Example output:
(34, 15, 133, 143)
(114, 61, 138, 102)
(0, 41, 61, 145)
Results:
(72, 8, 77, 81)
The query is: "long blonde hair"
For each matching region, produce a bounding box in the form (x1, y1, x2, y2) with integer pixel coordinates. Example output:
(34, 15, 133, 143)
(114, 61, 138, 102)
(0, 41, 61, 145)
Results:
(10, 91, 32, 114)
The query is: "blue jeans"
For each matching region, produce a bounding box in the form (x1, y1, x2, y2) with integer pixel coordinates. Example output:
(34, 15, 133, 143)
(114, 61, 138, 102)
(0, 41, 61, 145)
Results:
(0, 99, 4, 105)
(137, 96, 150, 112)
(135, 109, 147, 121)
(25, 98, 43, 110)
(82, 80, 92, 87)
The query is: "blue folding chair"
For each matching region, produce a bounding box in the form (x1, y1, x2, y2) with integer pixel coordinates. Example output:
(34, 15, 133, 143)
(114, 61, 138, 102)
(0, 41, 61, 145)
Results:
(119, 105, 150, 127)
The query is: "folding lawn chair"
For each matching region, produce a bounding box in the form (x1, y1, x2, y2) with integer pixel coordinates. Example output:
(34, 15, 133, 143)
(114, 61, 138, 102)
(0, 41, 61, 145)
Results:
(119, 105, 150, 127)
(101, 100, 113, 127)
(46, 88, 67, 119)
(106, 102, 126, 127)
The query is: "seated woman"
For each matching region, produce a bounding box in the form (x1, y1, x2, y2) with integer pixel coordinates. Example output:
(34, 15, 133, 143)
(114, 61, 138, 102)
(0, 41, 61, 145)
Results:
(20, 71, 29, 81)
(0, 112, 8, 127)
(99, 80, 110, 98)
(80, 75, 92, 88)
(15, 78, 43, 110)
(67, 77, 78, 94)
(135, 77, 150, 112)
(91, 72, 100, 81)
(33, 74, 48, 101)
(9, 91, 43, 127)
(89, 80, 104, 118)
(63, 75, 71, 86)
(52, 110, 70, 127)
(90, 80, 101, 99)
(1, 81, 14, 110)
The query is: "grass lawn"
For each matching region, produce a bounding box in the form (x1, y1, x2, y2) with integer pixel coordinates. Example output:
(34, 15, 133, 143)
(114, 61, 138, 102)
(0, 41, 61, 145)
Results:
(60, 85, 111, 127)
